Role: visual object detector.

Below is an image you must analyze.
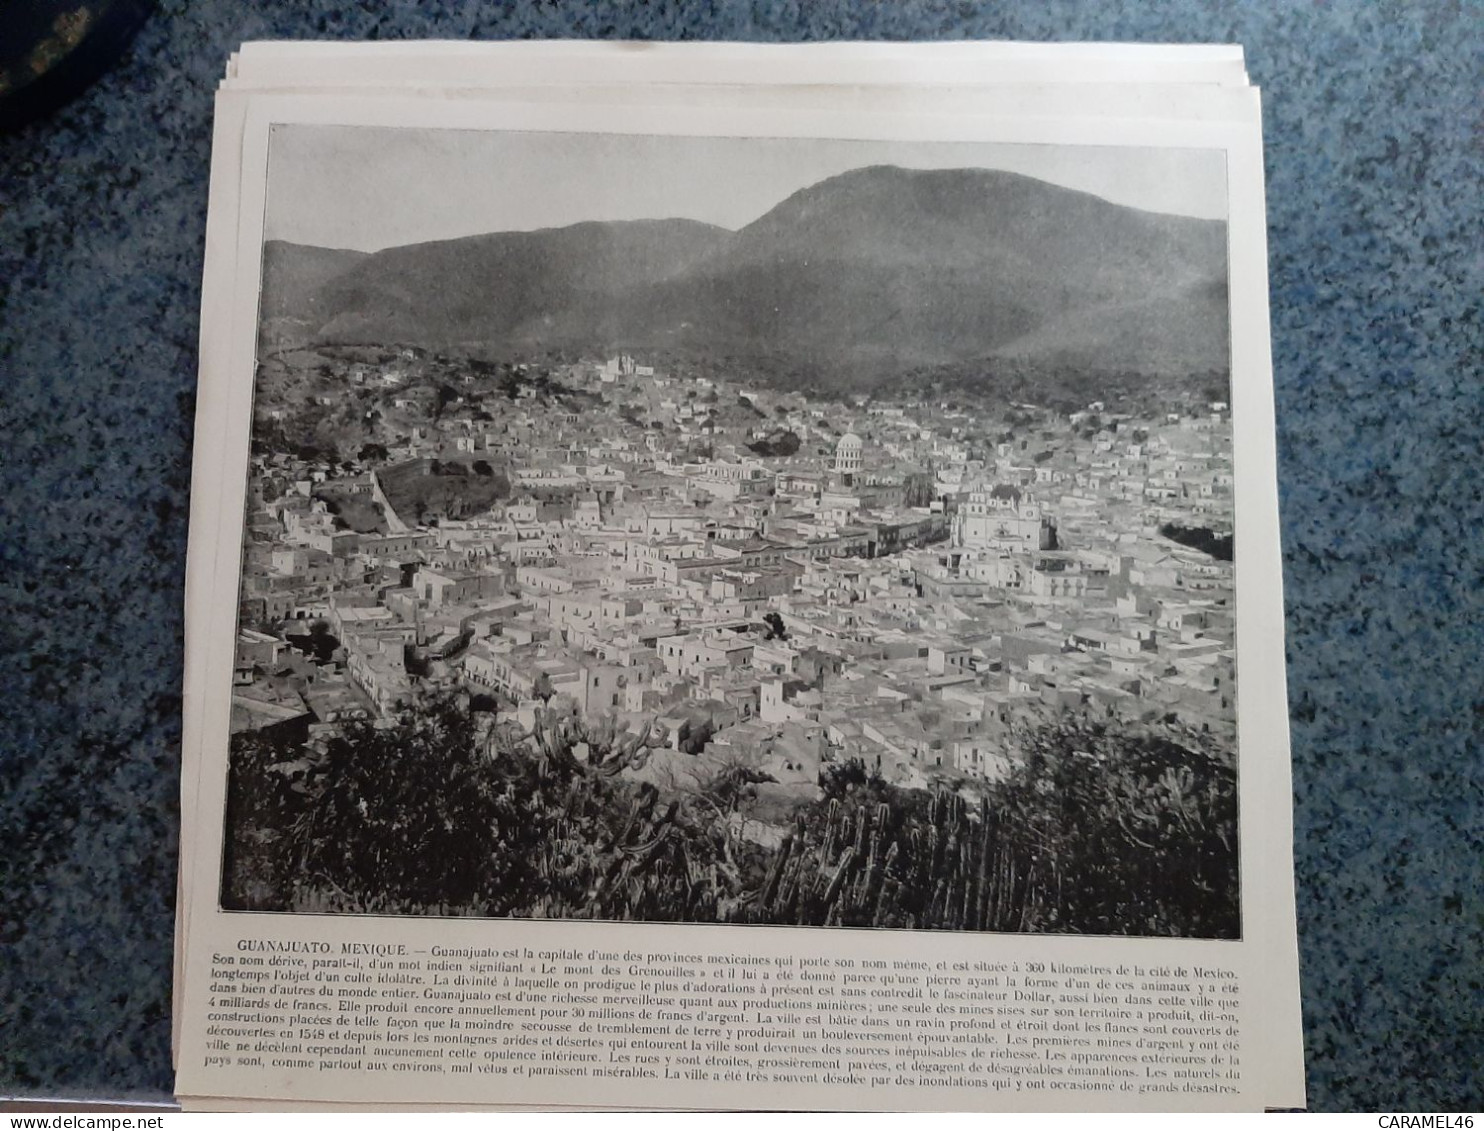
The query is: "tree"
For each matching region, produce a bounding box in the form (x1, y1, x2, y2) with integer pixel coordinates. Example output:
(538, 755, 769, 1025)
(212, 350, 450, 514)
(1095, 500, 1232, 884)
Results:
(996, 721, 1239, 937)
(747, 430, 800, 458)
(763, 612, 788, 641)
(1159, 522, 1234, 562)
(819, 756, 886, 800)
(286, 619, 340, 663)
(434, 383, 460, 418)
(220, 676, 1234, 934)
(532, 671, 555, 703)
(902, 472, 936, 508)
(677, 717, 716, 756)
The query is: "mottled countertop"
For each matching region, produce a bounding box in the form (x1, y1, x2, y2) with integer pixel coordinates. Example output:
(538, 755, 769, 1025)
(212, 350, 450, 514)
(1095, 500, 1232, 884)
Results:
(1, 0, 1479, 1111)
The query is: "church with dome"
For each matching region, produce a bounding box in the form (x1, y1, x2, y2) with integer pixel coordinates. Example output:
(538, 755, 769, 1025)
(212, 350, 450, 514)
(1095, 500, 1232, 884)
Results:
(832, 431, 864, 483)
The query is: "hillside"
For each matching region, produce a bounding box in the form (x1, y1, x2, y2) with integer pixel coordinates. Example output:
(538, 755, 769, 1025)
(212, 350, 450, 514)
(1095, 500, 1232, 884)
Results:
(258, 165, 1230, 395)
(258, 241, 369, 326)
(311, 218, 730, 347)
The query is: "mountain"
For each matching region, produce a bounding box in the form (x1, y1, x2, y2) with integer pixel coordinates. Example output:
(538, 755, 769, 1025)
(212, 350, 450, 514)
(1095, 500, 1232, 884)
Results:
(993, 278, 1232, 374)
(261, 165, 1229, 387)
(309, 219, 730, 347)
(651, 165, 1228, 376)
(259, 242, 369, 323)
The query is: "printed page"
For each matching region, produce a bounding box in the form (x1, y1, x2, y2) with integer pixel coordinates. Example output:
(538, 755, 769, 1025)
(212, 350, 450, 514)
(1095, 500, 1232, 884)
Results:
(174, 70, 1268, 1074)
(177, 88, 1301, 1111)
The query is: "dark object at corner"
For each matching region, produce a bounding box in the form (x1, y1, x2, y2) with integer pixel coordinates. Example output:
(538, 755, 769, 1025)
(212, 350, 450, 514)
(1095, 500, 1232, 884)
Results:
(0, 0, 153, 133)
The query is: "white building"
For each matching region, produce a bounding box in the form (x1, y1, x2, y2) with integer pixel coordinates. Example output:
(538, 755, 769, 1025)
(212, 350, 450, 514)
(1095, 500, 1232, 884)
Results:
(833, 432, 864, 475)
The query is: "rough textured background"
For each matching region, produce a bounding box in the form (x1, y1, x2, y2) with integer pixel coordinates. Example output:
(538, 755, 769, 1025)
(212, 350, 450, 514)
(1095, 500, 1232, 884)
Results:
(1, 0, 1479, 1111)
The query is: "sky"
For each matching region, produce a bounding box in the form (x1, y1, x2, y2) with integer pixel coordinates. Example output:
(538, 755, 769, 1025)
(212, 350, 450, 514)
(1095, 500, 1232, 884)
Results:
(263, 124, 1228, 252)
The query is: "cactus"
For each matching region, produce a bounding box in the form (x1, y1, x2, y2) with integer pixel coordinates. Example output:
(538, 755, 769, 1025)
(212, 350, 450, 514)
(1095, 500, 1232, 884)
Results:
(229, 690, 1236, 937)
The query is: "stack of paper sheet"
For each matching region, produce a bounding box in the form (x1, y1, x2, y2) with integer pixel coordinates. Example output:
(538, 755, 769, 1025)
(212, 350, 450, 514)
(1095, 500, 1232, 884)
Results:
(177, 40, 1301, 1113)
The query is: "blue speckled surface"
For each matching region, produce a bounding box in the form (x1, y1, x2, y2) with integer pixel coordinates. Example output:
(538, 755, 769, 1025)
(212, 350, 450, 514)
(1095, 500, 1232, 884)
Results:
(1, 0, 1480, 1111)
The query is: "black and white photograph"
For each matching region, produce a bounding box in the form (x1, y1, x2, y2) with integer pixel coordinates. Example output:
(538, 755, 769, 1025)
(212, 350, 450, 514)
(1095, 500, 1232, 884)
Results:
(221, 123, 1239, 939)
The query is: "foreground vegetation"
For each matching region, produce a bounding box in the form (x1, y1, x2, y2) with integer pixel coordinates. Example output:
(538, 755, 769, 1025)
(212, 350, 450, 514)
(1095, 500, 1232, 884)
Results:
(222, 697, 1239, 937)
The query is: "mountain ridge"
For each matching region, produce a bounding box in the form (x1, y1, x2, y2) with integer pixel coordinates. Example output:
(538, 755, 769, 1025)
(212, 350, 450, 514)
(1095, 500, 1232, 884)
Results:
(259, 165, 1230, 388)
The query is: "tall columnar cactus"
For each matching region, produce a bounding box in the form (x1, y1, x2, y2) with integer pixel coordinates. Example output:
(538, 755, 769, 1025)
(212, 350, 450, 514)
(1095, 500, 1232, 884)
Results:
(230, 695, 1234, 936)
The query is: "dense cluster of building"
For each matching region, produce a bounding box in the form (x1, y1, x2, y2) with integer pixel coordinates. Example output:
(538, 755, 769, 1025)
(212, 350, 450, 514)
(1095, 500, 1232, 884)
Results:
(233, 348, 1236, 811)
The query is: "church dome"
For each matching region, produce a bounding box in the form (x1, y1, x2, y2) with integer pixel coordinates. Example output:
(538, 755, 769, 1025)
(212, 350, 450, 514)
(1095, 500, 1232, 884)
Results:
(833, 432, 864, 474)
